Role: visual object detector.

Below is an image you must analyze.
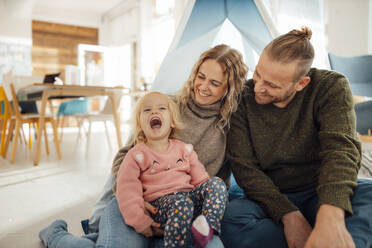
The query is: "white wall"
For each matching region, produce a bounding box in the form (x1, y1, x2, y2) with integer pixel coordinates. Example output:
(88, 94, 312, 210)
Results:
(369, 0, 372, 53)
(325, 0, 370, 56)
(0, 1, 32, 40)
(99, 0, 142, 88)
(99, 0, 178, 89)
(99, 0, 141, 45)
(32, 8, 100, 28)
(0, 0, 33, 77)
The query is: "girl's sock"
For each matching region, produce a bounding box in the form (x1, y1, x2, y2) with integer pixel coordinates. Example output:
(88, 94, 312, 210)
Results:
(192, 215, 213, 248)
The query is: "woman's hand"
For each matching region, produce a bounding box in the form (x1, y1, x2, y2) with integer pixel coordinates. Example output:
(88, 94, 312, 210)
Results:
(144, 202, 164, 237)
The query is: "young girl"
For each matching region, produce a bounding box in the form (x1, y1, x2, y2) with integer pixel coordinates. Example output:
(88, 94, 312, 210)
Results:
(116, 92, 228, 248)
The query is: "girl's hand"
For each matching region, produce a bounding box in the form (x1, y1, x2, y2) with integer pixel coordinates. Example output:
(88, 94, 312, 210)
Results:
(143, 202, 164, 237)
(144, 202, 158, 215)
(151, 221, 163, 237)
(140, 222, 162, 238)
(141, 226, 153, 237)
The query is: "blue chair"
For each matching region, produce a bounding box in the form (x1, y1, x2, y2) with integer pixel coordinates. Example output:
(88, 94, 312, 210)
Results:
(328, 53, 372, 136)
(57, 98, 88, 142)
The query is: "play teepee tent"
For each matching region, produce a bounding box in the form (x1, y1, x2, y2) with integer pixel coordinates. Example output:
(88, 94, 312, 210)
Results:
(151, 0, 278, 93)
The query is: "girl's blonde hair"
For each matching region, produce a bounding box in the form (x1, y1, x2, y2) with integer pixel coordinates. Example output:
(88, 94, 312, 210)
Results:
(177, 44, 248, 132)
(131, 92, 184, 144)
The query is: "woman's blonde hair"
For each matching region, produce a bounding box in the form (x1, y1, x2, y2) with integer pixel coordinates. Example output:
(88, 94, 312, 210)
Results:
(131, 92, 184, 144)
(177, 44, 248, 132)
(264, 26, 314, 81)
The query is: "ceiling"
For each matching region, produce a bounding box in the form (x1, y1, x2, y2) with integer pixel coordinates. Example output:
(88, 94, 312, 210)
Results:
(32, 0, 124, 17)
(2, 0, 125, 27)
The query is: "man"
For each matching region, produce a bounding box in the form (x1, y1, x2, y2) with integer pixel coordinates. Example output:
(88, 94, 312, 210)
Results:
(221, 27, 372, 248)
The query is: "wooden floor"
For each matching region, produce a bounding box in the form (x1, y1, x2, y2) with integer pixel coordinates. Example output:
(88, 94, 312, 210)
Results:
(0, 124, 130, 248)
(0, 125, 371, 247)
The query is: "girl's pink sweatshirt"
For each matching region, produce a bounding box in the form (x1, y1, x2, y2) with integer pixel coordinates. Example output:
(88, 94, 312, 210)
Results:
(116, 139, 209, 233)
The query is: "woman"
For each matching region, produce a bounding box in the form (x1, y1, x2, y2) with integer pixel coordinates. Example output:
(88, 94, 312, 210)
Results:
(39, 44, 248, 248)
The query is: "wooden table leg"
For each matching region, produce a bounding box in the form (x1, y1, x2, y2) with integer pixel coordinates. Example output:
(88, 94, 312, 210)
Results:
(10, 119, 21, 163)
(33, 92, 48, 165)
(43, 124, 49, 155)
(0, 118, 7, 155)
(50, 118, 61, 159)
(3, 118, 15, 158)
(109, 94, 122, 148)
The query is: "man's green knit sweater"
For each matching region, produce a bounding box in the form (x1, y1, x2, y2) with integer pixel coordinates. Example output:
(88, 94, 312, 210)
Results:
(227, 68, 362, 223)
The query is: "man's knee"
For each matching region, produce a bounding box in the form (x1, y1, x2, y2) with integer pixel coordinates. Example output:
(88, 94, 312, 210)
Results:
(223, 198, 266, 221)
(222, 198, 287, 248)
(352, 179, 372, 207)
(355, 178, 372, 195)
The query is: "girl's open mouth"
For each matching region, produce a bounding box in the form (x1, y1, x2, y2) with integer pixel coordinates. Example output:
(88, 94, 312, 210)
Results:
(150, 117, 162, 129)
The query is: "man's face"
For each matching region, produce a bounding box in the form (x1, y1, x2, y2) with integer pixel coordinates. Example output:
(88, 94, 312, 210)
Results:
(252, 52, 305, 108)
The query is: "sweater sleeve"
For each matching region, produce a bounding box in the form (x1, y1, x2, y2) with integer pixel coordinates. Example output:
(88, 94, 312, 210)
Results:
(111, 143, 134, 194)
(112, 143, 134, 178)
(227, 98, 298, 223)
(116, 150, 153, 233)
(315, 74, 361, 215)
(188, 147, 209, 186)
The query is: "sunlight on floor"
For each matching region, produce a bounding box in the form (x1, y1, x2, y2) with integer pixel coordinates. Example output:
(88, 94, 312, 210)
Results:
(0, 124, 130, 247)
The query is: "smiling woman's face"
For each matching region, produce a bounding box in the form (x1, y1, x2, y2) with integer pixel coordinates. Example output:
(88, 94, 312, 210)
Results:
(193, 59, 228, 105)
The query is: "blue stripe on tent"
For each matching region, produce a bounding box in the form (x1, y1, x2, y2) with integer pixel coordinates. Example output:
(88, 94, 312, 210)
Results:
(177, 0, 226, 48)
(227, 0, 272, 52)
(178, 0, 272, 51)
(152, 0, 275, 93)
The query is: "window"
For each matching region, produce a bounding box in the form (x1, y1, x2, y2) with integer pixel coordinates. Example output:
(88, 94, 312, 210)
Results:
(261, 0, 328, 69)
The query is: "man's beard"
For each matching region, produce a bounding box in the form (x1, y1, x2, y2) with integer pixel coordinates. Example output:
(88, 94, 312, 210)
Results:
(255, 88, 296, 105)
(272, 89, 296, 104)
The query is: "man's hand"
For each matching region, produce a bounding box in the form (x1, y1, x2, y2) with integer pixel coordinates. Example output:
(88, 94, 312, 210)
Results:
(144, 202, 164, 237)
(304, 204, 355, 248)
(282, 210, 312, 248)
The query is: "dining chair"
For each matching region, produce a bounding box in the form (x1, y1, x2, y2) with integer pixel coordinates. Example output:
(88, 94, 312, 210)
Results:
(0, 86, 11, 156)
(56, 98, 88, 142)
(328, 53, 372, 140)
(0, 85, 31, 157)
(78, 94, 122, 151)
(6, 83, 61, 163)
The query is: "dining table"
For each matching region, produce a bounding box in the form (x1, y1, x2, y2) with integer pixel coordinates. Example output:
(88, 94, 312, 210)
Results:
(18, 83, 130, 165)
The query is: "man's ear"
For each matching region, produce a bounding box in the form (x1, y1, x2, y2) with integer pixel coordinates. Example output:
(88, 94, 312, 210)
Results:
(295, 76, 311, 91)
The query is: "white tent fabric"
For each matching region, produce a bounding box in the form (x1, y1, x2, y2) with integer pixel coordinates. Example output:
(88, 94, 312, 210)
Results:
(151, 0, 278, 94)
